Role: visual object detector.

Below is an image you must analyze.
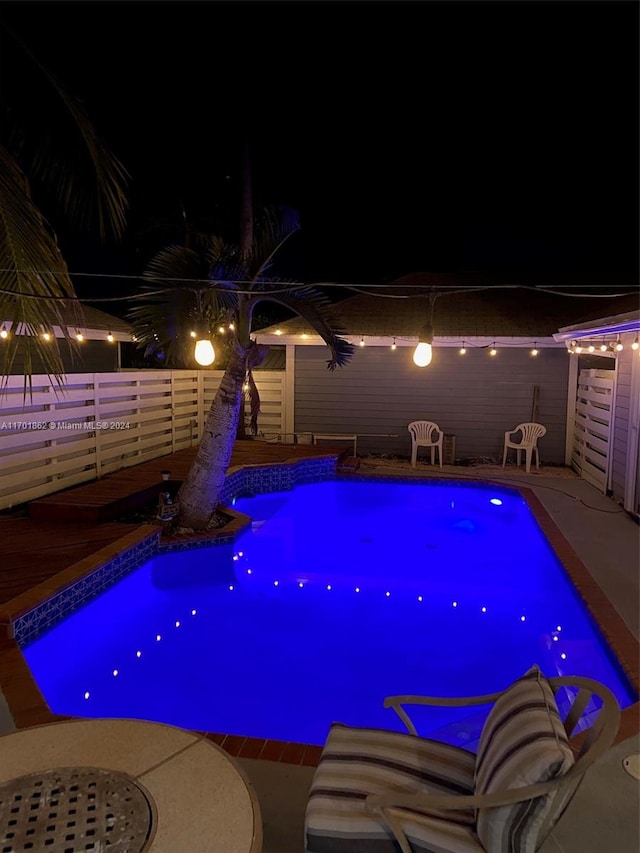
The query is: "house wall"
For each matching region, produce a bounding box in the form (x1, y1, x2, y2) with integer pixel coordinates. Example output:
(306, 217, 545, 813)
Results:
(610, 332, 638, 504)
(293, 345, 570, 463)
(6, 339, 120, 374)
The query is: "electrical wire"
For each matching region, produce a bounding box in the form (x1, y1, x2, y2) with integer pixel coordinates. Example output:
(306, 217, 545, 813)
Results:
(0, 270, 636, 302)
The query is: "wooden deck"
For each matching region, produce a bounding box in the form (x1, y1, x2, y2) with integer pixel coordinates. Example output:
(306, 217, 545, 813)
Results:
(1, 440, 350, 605)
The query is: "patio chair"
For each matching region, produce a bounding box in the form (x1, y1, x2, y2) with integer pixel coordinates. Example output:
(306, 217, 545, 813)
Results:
(304, 666, 620, 853)
(502, 422, 547, 473)
(408, 420, 444, 468)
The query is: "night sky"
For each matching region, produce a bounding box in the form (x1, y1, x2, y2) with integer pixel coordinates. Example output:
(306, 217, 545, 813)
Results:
(1, 0, 638, 315)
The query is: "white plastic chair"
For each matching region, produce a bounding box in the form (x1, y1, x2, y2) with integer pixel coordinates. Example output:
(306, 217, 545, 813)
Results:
(502, 422, 546, 472)
(408, 421, 444, 468)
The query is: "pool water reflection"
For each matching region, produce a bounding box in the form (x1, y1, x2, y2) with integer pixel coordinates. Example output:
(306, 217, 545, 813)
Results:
(23, 479, 636, 746)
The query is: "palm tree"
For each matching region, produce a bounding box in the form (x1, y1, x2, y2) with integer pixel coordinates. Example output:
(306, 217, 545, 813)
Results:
(0, 26, 128, 388)
(129, 205, 355, 530)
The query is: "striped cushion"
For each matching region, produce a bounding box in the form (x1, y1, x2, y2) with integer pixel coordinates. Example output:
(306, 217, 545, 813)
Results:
(475, 666, 575, 853)
(305, 722, 484, 853)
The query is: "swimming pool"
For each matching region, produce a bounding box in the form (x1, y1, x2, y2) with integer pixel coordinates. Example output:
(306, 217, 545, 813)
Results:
(23, 478, 636, 746)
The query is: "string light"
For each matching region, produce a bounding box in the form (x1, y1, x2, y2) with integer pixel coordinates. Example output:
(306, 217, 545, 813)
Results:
(0, 326, 7, 340)
(632, 337, 639, 351)
(531, 342, 539, 356)
(359, 336, 365, 347)
(459, 341, 466, 355)
(489, 343, 497, 356)
(588, 343, 595, 353)
(615, 339, 624, 352)
(391, 338, 396, 350)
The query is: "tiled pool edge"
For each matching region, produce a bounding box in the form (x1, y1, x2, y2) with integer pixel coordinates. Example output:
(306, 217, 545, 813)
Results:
(1, 458, 638, 755)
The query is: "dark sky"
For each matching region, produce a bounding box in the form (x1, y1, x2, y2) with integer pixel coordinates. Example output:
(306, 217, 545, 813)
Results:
(1, 0, 638, 310)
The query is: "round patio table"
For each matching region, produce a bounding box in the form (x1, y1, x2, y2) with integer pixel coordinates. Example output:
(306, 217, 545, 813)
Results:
(0, 718, 262, 852)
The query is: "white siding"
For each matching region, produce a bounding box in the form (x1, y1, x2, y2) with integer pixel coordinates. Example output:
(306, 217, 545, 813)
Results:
(293, 346, 569, 462)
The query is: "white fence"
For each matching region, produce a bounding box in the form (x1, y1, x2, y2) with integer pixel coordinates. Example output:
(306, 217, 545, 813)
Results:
(0, 370, 286, 510)
(571, 368, 615, 492)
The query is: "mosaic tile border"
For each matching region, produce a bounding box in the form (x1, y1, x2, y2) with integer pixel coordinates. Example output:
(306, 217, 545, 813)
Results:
(11, 531, 160, 647)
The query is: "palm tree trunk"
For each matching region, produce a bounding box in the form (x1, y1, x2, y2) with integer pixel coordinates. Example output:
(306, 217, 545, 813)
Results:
(176, 343, 247, 530)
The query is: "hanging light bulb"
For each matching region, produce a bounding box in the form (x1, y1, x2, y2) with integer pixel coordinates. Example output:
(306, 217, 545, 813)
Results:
(413, 329, 433, 366)
(600, 342, 608, 352)
(459, 341, 466, 355)
(189, 330, 197, 338)
(413, 291, 436, 367)
(42, 331, 51, 342)
(615, 340, 624, 352)
(391, 338, 397, 351)
(0, 326, 7, 340)
(107, 331, 114, 343)
(75, 331, 84, 342)
(631, 337, 639, 351)
(359, 336, 365, 348)
(531, 342, 539, 356)
(575, 345, 583, 354)
(194, 337, 215, 366)
(588, 343, 595, 353)
(489, 344, 497, 356)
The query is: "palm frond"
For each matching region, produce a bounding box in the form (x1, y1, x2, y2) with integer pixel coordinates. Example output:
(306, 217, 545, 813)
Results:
(246, 206, 301, 282)
(127, 245, 237, 366)
(254, 286, 355, 370)
(0, 147, 80, 390)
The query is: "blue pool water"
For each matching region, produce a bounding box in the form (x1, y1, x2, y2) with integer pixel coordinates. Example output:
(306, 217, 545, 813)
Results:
(24, 479, 635, 746)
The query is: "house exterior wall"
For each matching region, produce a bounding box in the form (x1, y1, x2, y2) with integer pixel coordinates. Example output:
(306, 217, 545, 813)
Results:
(610, 332, 638, 504)
(293, 345, 570, 463)
(6, 339, 120, 374)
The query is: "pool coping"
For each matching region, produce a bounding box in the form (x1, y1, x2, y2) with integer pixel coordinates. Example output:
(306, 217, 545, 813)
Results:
(0, 462, 638, 760)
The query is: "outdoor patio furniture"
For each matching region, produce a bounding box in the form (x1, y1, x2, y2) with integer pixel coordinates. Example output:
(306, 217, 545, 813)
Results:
(408, 420, 444, 468)
(304, 666, 620, 853)
(502, 421, 547, 473)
